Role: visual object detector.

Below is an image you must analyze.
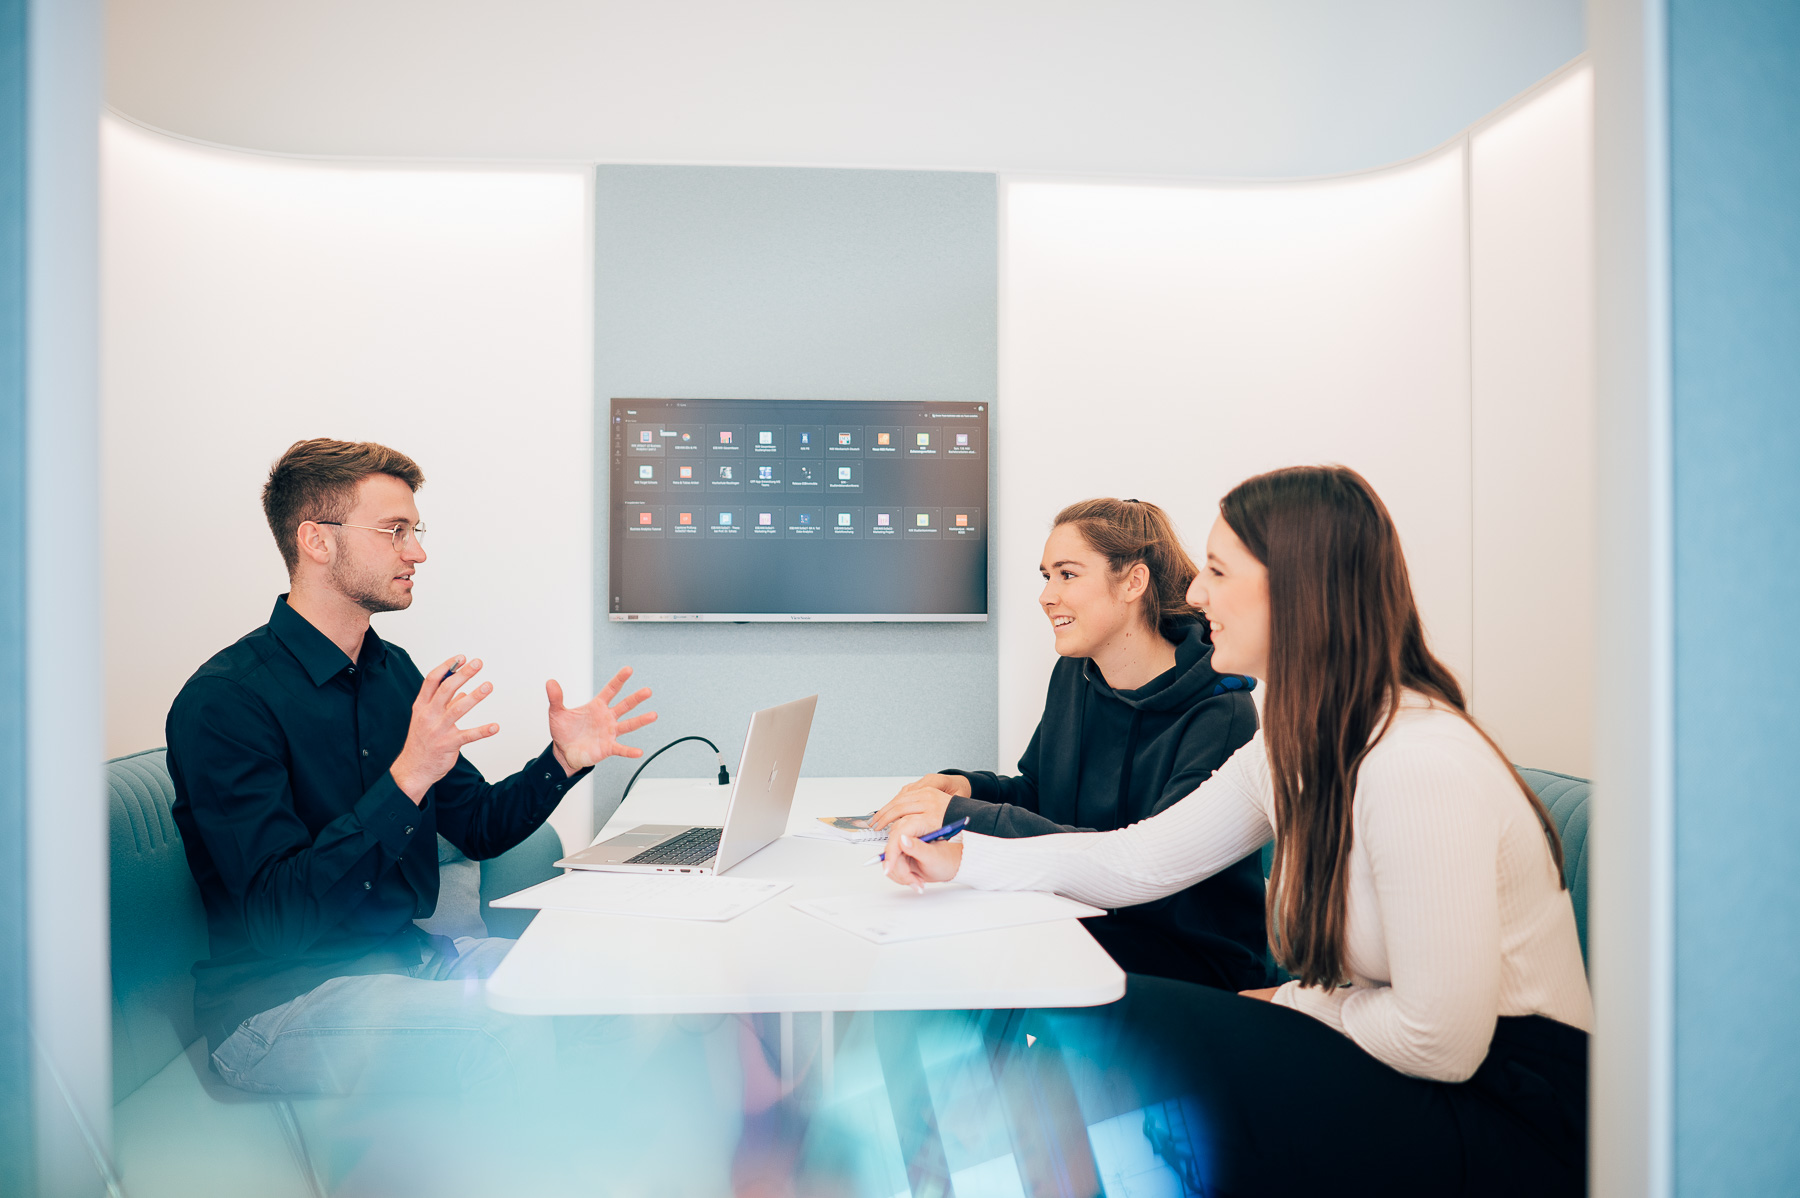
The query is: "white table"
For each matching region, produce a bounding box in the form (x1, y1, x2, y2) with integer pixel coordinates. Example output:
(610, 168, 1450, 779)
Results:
(485, 777, 1126, 1088)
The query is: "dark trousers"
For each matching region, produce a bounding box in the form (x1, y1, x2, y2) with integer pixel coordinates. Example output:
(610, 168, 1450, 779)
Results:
(998, 975, 1587, 1198)
(1082, 914, 1273, 992)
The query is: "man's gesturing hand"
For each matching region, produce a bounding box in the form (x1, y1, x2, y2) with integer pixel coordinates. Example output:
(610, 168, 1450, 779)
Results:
(547, 666, 657, 774)
(391, 656, 499, 804)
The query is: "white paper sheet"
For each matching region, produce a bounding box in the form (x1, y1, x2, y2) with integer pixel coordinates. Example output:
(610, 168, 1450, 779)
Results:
(490, 872, 790, 922)
(790, 885, 1105, 944)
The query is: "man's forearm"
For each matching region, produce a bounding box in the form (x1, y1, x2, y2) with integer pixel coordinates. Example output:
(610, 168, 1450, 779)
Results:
(227, 774, 424, 957)
(945, 793, 1094, 839)
(435, 744, 587, 860)
(944, 769, 1043, 811)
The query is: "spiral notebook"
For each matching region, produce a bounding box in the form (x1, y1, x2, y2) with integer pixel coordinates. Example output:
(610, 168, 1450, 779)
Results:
(792, 813, 888, 845)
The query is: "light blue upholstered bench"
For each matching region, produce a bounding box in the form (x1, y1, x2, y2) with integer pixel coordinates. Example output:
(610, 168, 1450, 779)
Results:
(1518, 766, 1591, 966)
(108, 748, 563, 1197)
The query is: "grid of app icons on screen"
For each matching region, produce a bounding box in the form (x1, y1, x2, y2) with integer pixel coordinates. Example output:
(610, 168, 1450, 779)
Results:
(610, 398, 987, 617)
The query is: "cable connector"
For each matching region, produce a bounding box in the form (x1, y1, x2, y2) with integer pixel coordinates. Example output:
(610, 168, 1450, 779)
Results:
(619, 735, 732, 805)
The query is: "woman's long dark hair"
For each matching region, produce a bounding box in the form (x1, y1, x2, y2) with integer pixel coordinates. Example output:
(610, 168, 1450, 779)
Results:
(1222, 466, 1565, 988)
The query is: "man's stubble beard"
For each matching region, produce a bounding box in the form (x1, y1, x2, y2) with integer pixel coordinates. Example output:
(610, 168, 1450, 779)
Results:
(330, 550, 412, 615)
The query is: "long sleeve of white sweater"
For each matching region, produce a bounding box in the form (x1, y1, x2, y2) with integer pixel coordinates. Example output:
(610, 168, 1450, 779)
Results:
(955, 698, 1593, 1083)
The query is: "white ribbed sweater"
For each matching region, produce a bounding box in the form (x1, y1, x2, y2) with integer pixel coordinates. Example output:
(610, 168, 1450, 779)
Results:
(956, 693, 1593, 1082)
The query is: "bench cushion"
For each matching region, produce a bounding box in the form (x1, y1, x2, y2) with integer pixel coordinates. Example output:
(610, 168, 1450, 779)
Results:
(479, 822, 563, 939)
(112, 1039, 319, 1198)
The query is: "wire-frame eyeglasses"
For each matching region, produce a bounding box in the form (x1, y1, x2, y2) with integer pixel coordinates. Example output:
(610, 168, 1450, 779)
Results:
(314, 521, 427, 553)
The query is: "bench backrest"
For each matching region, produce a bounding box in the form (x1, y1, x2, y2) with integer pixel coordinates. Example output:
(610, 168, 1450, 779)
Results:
(109, 749, 209, 1102)
(1517, 767, 1591, 965)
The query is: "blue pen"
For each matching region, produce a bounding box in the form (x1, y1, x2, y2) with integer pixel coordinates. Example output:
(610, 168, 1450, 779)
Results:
(861, 817, 970, 867)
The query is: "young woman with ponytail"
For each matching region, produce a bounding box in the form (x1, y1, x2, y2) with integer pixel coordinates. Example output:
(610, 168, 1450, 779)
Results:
(882, 467, 1592, 1196)
(871, 497, 1268, 992)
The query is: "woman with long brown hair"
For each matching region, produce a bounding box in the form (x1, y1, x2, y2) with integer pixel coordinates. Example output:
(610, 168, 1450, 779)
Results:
(882, 466, 1592, 1196)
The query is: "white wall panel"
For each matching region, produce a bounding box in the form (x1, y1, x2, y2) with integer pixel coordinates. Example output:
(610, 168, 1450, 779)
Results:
(100, 59, 1598, 832)
(100, 118, 598, 851)
(1470, 67, 1596, 775)
(997, 153, 1473, 767)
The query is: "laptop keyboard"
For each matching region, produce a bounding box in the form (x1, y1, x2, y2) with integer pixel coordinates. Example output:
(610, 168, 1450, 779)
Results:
(625, 826, 723, 866)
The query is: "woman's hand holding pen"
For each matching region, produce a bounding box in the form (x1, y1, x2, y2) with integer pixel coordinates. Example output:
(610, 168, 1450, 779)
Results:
(881, 828, 964, 892)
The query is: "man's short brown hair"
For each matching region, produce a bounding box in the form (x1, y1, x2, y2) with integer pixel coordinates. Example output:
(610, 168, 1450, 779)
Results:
(262, 438, 425, 573)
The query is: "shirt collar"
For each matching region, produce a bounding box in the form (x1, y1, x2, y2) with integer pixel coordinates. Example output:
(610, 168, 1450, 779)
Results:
(269, 594, 389, 687)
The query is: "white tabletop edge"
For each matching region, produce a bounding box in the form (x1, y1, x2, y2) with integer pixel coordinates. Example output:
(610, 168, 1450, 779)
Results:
(485, 973, 1127, 1016)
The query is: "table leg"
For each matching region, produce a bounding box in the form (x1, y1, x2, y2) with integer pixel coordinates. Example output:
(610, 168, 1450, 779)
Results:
(779, 1010, 795, 1095)
(874, 1010, 957, 1198)
(981, 1009, 1102, 1198)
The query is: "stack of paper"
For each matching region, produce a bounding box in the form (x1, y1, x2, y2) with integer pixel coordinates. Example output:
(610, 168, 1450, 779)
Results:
(791, 886, 1105, 944)
(491, 872, 790, 922)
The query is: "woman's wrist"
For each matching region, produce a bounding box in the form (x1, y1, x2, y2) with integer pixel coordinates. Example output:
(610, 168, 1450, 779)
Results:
(929, 772, 974, 799)
(938, 837, 966, 882)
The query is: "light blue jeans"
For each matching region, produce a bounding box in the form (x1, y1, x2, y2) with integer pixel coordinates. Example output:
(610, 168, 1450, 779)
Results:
(210, 936, 556, 1095)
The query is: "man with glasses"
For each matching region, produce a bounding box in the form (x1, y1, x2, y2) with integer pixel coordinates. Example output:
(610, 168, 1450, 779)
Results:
(166, 437, 655, 1094)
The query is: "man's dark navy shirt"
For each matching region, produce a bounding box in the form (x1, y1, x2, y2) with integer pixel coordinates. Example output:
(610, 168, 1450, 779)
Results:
(167, 595, 589, 1050)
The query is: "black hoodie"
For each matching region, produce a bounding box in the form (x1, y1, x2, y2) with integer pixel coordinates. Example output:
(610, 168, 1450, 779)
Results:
(942, 620, 1269, 990)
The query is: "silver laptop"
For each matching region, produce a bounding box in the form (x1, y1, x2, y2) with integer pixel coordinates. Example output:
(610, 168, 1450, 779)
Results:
(556, 694, 818, 876)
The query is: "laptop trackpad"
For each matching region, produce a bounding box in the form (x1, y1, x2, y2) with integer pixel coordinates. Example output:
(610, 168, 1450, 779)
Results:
(601, 825, 686, 847)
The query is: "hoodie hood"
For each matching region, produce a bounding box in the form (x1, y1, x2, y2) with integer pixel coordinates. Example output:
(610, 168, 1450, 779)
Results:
(1080, 619, 1255, 712)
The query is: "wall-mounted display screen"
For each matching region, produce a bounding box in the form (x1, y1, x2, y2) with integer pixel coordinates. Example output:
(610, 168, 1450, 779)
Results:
(608, 398, 989, 621)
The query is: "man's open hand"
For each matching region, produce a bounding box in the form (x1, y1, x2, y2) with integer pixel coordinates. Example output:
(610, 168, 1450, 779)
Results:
(546, 666, 657, 774)
(390, 655, 499, 804)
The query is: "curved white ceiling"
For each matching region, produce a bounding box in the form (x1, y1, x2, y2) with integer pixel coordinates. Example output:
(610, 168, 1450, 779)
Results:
(107, 0, 1583, 176)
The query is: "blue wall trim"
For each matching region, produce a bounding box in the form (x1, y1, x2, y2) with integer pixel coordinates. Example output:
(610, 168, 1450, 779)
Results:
(1670, 0, 1800, 1191)
(592, 166, 998, 812)
(0, 0, 32, 1186)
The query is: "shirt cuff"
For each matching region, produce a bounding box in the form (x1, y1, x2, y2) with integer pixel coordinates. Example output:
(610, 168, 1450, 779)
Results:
(358, 771, 426, 859)
(531, 743, 591, 801)
(944, 793, 997, 832)
(1271, 980, 1351, 1034)
(952, 831, 1007, 889)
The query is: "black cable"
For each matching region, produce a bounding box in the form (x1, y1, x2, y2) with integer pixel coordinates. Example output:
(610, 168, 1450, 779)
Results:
(618, 735, 731, 806)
